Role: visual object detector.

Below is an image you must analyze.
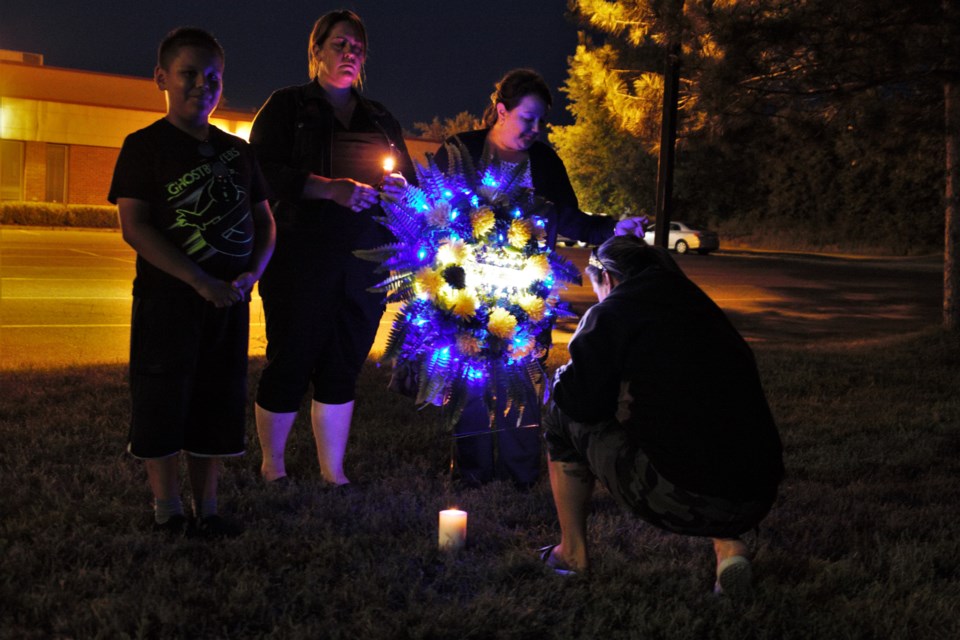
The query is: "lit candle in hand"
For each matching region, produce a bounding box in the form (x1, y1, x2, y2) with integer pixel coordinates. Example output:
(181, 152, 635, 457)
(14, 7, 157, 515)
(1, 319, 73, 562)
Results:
(438, 508, 467, 550)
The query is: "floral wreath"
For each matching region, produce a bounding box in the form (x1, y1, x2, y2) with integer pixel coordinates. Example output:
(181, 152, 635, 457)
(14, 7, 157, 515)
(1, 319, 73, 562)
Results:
(356, 140, 581, 429)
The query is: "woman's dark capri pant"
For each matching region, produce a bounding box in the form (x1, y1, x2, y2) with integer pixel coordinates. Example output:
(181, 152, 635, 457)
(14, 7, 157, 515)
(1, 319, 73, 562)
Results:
(256, 255, 385, 411)
(543, 402, 775, 539)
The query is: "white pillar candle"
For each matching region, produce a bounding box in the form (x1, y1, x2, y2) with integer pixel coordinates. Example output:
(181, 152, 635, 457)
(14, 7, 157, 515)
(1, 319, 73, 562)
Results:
(438, 509, 468, 550)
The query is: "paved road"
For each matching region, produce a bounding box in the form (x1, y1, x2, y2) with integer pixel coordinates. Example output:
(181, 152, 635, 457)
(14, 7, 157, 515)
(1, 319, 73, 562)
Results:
(0, 227, 943, 370)
(557, 245, 944, 346)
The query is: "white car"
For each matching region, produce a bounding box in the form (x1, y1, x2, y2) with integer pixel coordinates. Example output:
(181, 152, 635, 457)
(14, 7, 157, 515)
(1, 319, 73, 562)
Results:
(643, 221, 719, 255)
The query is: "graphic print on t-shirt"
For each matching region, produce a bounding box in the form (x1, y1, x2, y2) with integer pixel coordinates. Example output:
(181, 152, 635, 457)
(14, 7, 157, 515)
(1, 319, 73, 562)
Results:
(165, 146, 253, 260)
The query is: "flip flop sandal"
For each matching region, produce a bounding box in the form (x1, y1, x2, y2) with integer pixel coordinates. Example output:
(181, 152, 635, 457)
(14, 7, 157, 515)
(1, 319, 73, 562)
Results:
(539, 544, 577, 576)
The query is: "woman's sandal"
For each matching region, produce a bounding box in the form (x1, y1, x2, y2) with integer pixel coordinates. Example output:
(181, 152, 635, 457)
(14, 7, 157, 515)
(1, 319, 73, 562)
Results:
(539, 544, 577, 577)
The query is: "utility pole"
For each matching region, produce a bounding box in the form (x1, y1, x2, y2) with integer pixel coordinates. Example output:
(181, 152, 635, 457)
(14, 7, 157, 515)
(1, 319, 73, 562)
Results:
(653, 0, 684, 249)
(945, 0, 959, 331)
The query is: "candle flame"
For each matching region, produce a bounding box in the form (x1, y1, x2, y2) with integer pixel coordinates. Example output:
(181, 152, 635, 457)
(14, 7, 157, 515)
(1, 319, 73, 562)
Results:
(383, 156, 396, 173)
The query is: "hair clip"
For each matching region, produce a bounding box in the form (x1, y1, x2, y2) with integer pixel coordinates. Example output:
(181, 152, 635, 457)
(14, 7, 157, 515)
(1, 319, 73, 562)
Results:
(588, 250, 605, 271)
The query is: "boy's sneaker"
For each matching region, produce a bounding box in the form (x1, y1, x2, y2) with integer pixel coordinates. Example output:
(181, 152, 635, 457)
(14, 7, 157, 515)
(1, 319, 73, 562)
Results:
(195, 515, 244, 539)
(714, 555, 753, 598)
(152, 514, 191, 537)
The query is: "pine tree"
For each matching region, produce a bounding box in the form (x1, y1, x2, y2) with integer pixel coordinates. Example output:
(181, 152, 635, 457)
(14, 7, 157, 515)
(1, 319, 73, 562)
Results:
(550, 0, 733, 224)
(562, 0, 718, 147)
(557, 0, 955, 334)
(550, 40, 659, 217)
(704, 0, 953, 327)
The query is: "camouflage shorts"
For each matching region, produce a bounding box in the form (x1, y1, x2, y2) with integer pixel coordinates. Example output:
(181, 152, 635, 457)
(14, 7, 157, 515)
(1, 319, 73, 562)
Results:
(543, 402, 774, 538)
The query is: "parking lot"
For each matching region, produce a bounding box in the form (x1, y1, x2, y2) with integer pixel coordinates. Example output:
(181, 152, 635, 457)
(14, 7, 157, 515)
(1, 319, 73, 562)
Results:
(1, 227, 944, 370)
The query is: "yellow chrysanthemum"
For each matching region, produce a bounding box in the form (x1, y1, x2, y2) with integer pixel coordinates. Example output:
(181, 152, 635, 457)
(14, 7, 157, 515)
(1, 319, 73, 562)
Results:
(487, 307, 518, 340)
(523, 254, 551, 281)
(425, 201, 451, 228)
(437, 284, 455, 307)
(507, 219, 532, 248)
(515, 292, 546, 322)
(414, 267, 444, 298)
(449, 289, 478, 319)
(436, 239, 469, 266)
(457, 334, 482, 356)
(470, 208, 496, 239)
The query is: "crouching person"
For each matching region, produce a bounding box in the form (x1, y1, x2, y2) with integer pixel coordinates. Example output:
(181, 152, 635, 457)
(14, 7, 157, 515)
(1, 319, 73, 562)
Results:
(541, 235, 784, 596)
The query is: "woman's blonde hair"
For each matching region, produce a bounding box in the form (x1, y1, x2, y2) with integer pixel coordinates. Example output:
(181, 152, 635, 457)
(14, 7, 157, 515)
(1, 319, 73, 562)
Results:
(307, 10, 368, 88)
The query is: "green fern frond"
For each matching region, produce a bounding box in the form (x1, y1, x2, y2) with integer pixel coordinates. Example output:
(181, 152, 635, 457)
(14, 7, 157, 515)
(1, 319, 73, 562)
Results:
(368, 271, 415, 294)
(353, 243, 406, 263)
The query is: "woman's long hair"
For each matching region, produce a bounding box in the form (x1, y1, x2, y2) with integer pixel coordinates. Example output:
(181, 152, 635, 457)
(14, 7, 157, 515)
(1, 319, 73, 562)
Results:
(307, 9, 368, 88)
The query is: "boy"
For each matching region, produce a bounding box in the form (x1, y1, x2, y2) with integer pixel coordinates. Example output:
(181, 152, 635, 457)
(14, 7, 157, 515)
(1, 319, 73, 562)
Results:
(108, 27, 275, 537)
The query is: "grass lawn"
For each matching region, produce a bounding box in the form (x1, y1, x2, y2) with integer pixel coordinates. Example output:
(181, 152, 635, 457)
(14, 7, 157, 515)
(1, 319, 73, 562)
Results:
(2, 330, 959, 639)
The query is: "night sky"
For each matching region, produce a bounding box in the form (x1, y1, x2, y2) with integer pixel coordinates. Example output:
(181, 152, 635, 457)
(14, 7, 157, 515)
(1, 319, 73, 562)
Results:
(2, 0, 581, 131)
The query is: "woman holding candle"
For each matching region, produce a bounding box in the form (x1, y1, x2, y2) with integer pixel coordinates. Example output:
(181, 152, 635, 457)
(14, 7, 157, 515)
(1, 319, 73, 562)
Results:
(542, 235, 784, 596)
(250, 10, 415, 486)
(432, 69, 644, 489)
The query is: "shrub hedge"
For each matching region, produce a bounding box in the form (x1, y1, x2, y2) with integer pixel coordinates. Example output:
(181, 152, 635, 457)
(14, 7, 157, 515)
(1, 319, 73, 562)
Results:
(0, 202, 118, 229)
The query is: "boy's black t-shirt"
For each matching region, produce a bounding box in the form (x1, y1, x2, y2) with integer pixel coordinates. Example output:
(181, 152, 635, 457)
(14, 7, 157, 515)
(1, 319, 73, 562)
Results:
(109, 119, 269, 297)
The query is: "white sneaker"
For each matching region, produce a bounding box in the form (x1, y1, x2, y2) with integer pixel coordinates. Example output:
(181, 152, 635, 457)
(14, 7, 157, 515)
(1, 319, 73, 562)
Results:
(714, 555, 752, 597)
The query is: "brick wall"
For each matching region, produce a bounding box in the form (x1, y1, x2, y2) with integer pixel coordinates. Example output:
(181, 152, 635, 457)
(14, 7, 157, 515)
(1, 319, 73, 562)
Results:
(69, 145, 119, 205)
(16, 137, 437, 206)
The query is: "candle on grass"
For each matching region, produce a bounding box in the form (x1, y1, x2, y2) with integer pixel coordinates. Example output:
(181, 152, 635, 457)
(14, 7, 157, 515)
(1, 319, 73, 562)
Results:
(438, 509, 467, 550)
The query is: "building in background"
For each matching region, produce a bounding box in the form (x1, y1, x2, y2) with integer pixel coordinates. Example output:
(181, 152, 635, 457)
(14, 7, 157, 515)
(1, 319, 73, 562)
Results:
(0, 50, 434, 206)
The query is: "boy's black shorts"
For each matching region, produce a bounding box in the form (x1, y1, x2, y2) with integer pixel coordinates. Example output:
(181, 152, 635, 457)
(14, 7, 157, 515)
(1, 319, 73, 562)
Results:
(128, 295, 248, 459)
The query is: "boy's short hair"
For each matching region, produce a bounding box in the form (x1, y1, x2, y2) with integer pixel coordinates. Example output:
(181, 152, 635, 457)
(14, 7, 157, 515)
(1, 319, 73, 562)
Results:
(587, 235, 679, 283)
(157, 27, 224, 70)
